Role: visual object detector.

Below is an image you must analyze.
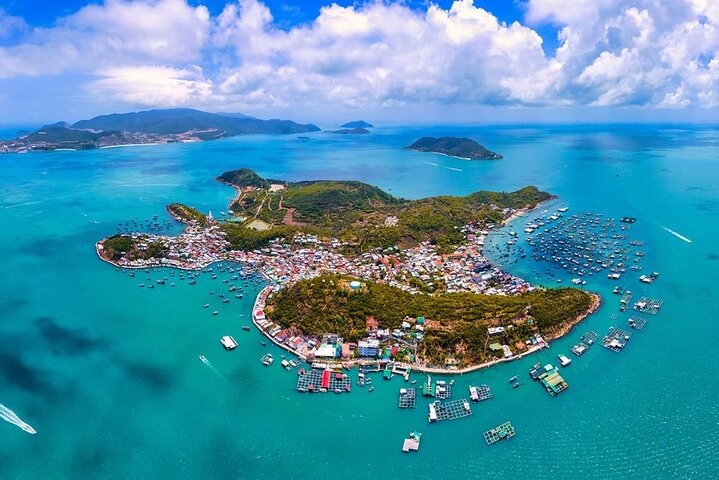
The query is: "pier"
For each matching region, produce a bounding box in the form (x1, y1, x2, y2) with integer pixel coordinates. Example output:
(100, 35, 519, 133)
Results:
(297, 369, 351, 393)
(628, 315, 649, 331)
(428, 399, 473, 423)
(402, 431, 421, 452)
(398, 388, 416, 409)
(601, 327, 632, 352)
(483, 421, 515, 445)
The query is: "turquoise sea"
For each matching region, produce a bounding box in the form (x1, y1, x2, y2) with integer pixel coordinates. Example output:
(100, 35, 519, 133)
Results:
(1, 124, 718, 479)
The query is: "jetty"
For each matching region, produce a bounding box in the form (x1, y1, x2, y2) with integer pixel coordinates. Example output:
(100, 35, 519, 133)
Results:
(297, 369, 351, 393)
(428, 399, 472, 423)
(483, 421, 515, 445)
(601, 327, 632, 352)
(398, 388, 416, 409)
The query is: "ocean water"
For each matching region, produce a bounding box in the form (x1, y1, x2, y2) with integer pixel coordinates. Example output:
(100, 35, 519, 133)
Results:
(1, 125, 718, 479)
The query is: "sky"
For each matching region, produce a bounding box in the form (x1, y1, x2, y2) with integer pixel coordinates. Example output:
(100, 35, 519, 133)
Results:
(0, 0, 718, 125)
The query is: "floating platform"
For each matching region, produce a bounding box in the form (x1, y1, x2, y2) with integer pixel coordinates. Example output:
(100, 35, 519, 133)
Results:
(398, 388, 416, 409)
(220, 335, 238, 350)
(402, 431, 421, 452)
(537, 365, 568, 397)
(469, 384, 493, 402)
(633, 297, 663, 314)
(434, 380, 452, 400)
(580, 331, 599, 345)
(483, 421, 516, 445)
(297, 369, 351, 393)
(570, 342, 588, 356)
(428, 399, 472, 423)
(601, 327, 632, 352)
(628, 315, 649, 331)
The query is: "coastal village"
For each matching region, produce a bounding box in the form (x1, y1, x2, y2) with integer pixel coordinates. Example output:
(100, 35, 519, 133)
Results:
(96, 181, 664, 452)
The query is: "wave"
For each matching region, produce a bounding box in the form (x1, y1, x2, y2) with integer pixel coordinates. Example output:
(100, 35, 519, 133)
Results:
(445, 167, 463, 172)
(662, 227, 692, 243)
(0, 403, 37, 435)
(421, 161, 439, 167)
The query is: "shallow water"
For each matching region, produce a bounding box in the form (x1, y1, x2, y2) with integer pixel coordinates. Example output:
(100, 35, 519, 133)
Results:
(1, 125, 718, 478)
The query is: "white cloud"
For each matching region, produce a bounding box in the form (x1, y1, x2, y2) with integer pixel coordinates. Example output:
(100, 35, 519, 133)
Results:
(0, 0, 718, 114)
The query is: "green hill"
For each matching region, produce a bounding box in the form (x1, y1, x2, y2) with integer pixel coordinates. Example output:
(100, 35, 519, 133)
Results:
(269, 274, 594, 365)
(407, 137, 503, 160)
(339, 121, 374, 128)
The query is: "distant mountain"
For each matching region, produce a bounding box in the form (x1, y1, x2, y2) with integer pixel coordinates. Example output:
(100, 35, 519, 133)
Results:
(339, 120, 374, 128)
(406, 137, 503, 160)
(330, 128, 370, 135)
(1, 108, 321, 153)
(72, 108, 320, 136)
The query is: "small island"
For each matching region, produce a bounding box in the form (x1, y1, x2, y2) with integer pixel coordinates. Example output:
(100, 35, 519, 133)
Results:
(96, 168, 598, 370)
(407, 137, 503, 160)
(330, 128, 370, 135)
(0, 108, 320, 153)
(340, 120, 374, 128)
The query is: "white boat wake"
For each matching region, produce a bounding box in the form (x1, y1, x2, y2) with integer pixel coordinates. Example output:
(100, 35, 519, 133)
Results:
(199, 355, 227, 382)
(0, 404, 37, 435)
(421, 161, 439, 167)
(445, 167, 463, 172)
(662, 227, 692, 243)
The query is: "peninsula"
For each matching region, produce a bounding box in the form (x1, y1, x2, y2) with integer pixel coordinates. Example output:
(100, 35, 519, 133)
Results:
(0, 108, 320, 153)
(407, 137, 503, 160)
(96, 168, 596, 369)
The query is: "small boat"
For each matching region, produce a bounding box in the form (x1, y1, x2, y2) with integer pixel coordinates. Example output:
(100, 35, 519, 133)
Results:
(199, 355, 206, 361)
(368, 386, 375, 392)
(242, 326, 251, 331)
(212, 311, 219, 316)
(261, 353, 274, 366)
(222, 298, 230, 303)
(512, 383, 520, 389)
(509, 376, 518, 383)
(202, 304, 210, 308)
(260, 341, 266, 346)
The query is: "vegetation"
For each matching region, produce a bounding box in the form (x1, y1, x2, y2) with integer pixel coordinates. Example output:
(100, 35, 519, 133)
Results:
(269, 275, 594, 366)
(406, 136, 503, 160)
(217, 168, 270, 189)
(167, 203, 209, 226)
(330, 128, 370, 134)
(216, 168, 550, 253)
(100, 235, 169, 262)
(339, 121, 374, 128)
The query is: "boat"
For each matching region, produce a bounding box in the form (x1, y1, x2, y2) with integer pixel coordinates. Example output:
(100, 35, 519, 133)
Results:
(508, 376, 518, 383)
(368, 386, 374, 392)
(202, 304, 209, 308)
(260, 353, 274, 366)
(242, 325, 251, 331)
(212, 311, 219, 316)
(512, 383, 520, 389)
(558, 354, 572, 367)
(199, 355, 206, 361)
(260, 341, 266, 346)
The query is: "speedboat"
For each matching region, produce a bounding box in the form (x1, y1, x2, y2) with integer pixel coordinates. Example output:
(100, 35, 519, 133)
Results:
(199, 355, 206, 361)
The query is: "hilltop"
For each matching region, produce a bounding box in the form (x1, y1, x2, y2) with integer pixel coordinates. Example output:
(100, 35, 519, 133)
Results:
(217, 168, 550, 252)
(339, 120, 374, 128)
(407, 137, 503, 160)
(330, 128, 370, 134)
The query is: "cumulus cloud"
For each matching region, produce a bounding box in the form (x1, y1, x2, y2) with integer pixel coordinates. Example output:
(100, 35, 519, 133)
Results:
(0, 0, 717, 113)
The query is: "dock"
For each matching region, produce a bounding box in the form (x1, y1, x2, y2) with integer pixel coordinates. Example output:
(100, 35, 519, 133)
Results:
(220, 335, 238, 350)
(398, 388, 416, 409)
(297, 369, 351, 393)
(469, 384, 493, 402)
(483, 421, 516, 445)
(601, 327, 632, 352)
(633, 297, 663, 314)
(428, 399, 472, 423)
(628, 315, 649, 331)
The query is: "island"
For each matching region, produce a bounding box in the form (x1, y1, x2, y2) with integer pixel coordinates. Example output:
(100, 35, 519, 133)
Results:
(329, 128, 370, 134)
(0, 108, 320, 153)
(96, 168, 598, 370)
(339, 121, 374, 128)
(406, 137, 503, 160)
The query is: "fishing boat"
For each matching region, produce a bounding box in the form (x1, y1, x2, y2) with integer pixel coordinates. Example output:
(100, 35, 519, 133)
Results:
(242, 325, 251, 331)
(509, 376, 518, 383)
(260, 353, 274, 366)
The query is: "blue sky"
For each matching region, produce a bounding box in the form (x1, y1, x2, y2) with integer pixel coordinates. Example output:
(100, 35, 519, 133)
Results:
(0, 0, 717, 125)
